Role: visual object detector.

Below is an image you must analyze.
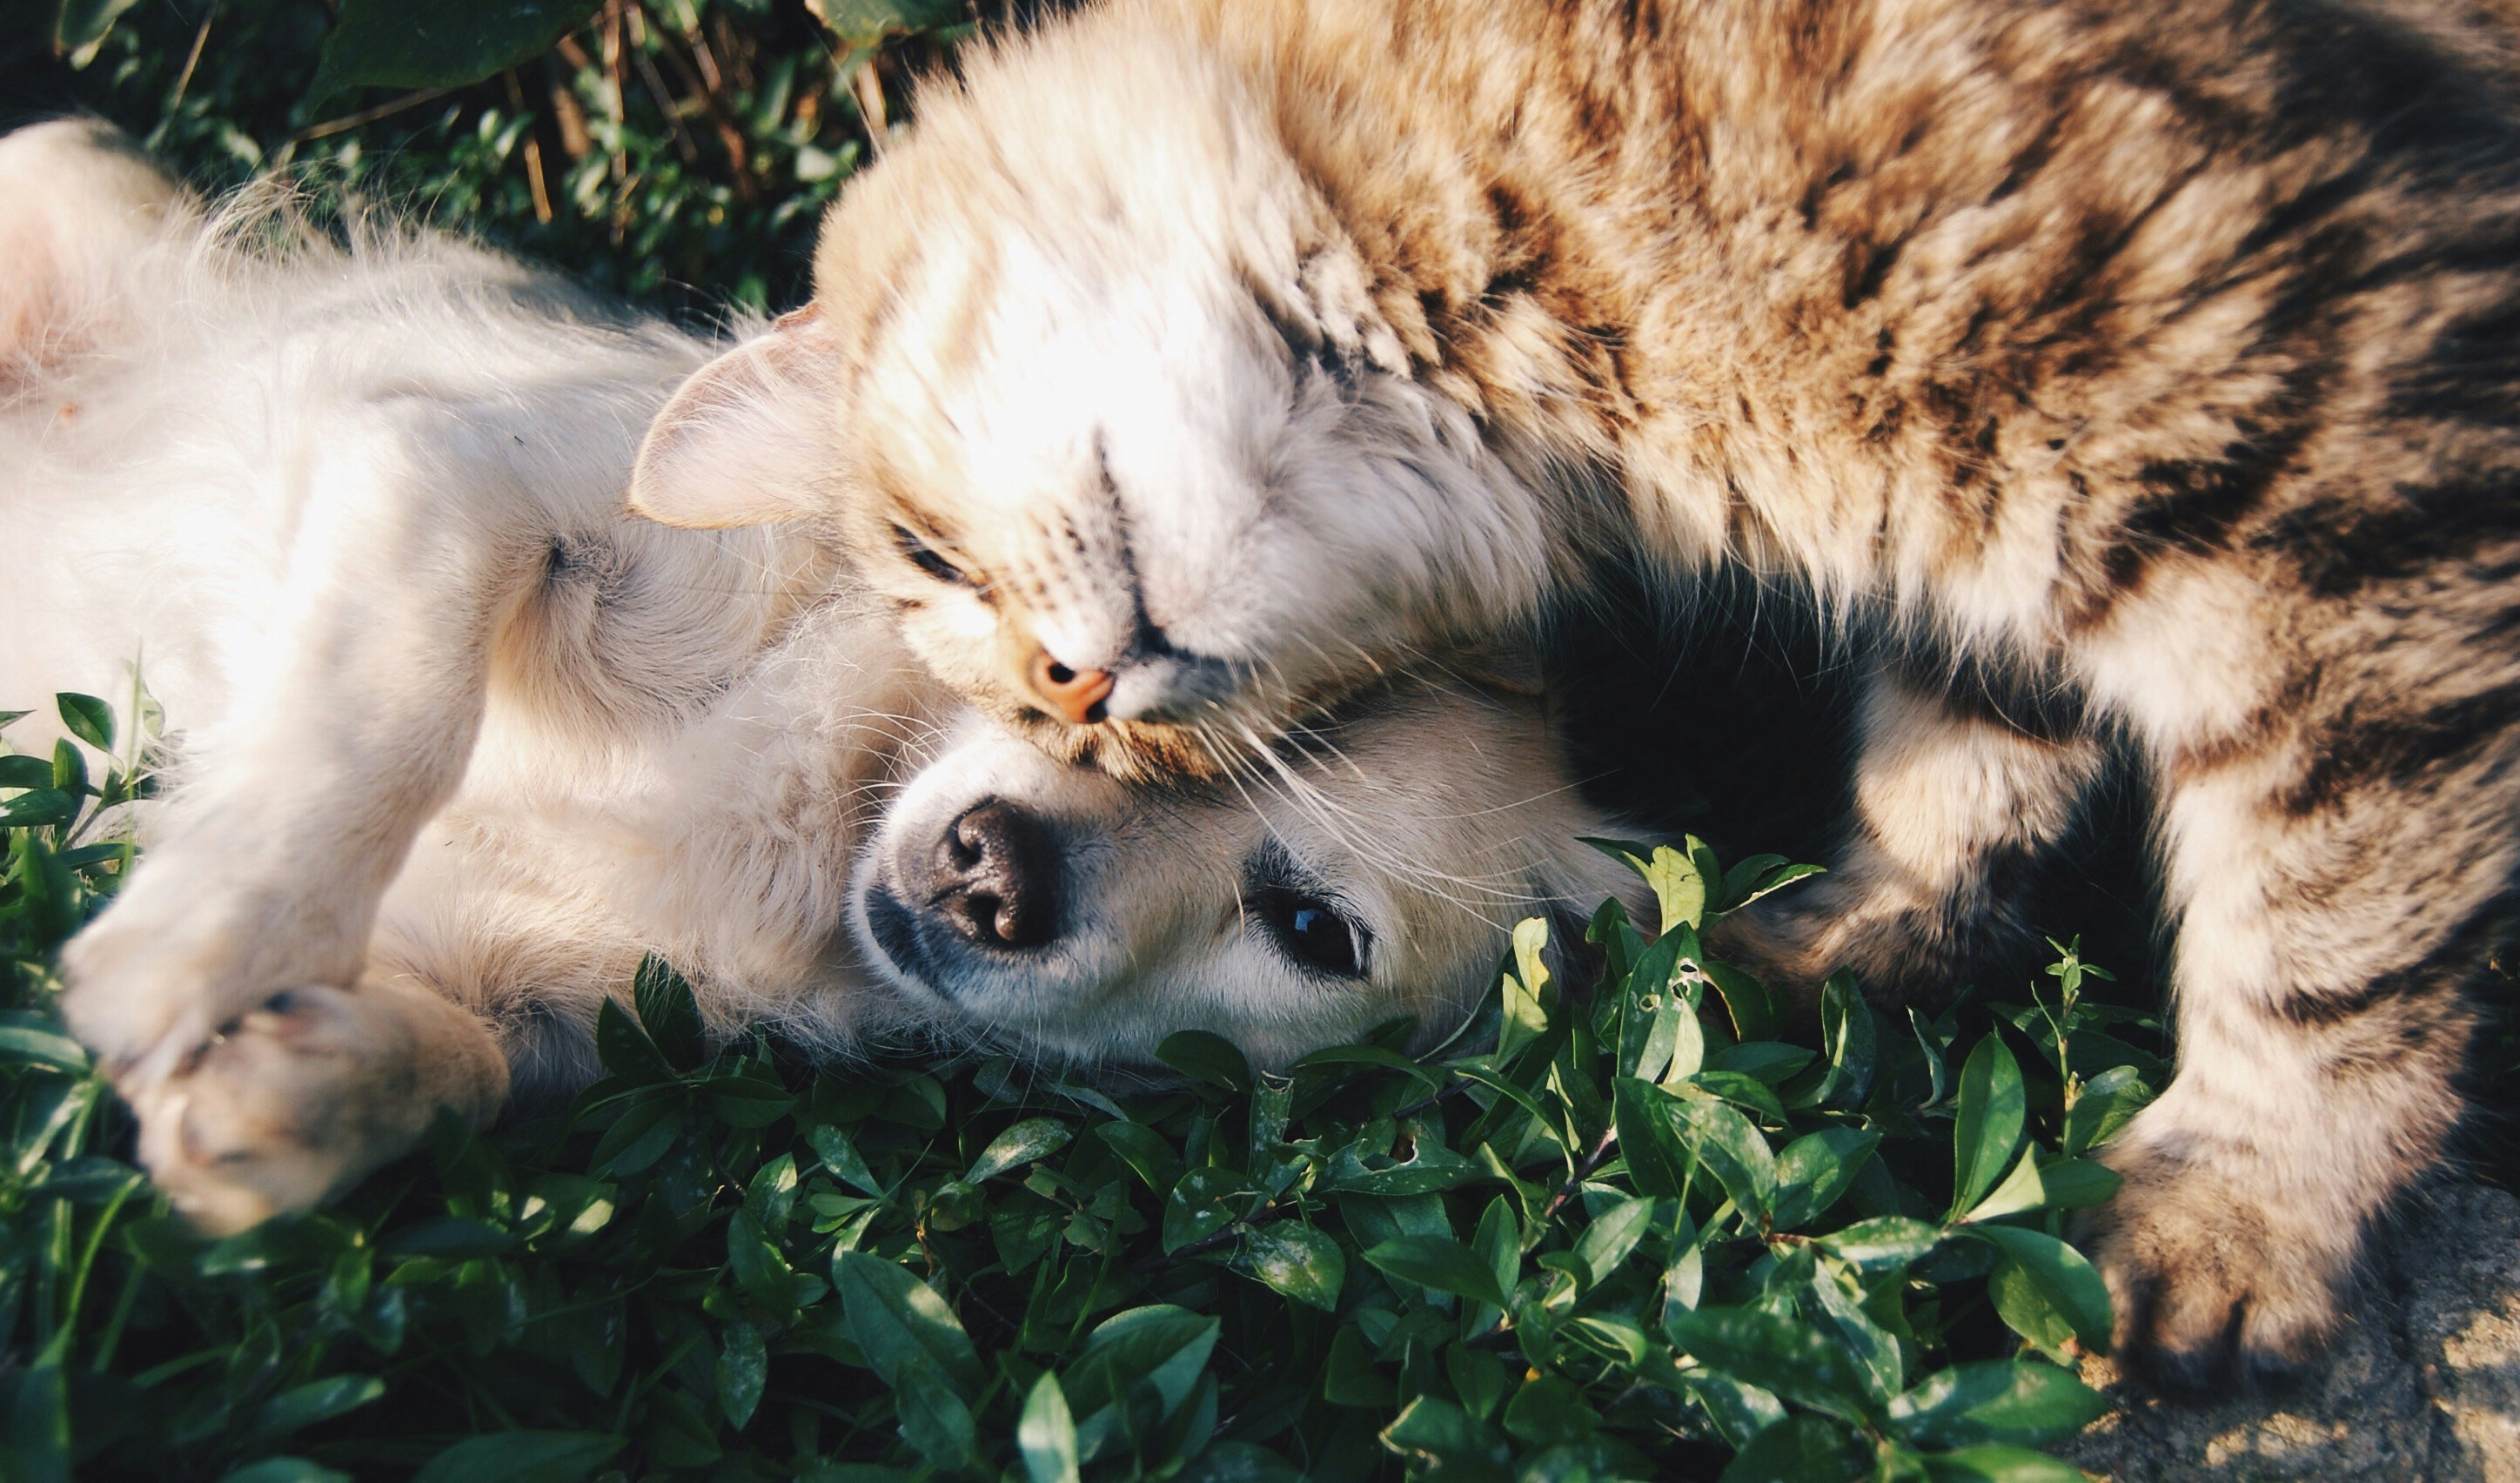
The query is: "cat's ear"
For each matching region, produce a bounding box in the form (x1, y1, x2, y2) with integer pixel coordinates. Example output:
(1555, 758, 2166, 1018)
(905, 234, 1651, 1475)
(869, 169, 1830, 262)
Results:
(627, 305, 841, 528)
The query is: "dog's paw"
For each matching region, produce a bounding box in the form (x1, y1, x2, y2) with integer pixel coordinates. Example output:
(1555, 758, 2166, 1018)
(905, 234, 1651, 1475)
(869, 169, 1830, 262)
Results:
(2079, 1136, 2356, 1392)
(127, 984, 486, 1235)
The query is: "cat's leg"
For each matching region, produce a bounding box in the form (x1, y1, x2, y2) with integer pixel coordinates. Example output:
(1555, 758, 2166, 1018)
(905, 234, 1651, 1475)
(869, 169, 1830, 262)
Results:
(1711, 663, 2105, 1010)
(59, 408, 552, 1110)
(2083, 720, 2510, 1384)
(129, 975, 507, 1236)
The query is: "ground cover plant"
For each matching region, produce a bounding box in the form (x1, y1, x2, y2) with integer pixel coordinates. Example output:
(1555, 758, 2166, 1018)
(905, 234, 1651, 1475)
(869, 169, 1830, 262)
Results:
(0, 688, 2164, 1481)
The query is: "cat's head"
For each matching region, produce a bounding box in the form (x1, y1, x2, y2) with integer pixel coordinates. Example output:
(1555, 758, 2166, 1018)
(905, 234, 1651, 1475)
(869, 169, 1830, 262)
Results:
(846, 672, 1653, 1070)
(628, 20, 1549, 781)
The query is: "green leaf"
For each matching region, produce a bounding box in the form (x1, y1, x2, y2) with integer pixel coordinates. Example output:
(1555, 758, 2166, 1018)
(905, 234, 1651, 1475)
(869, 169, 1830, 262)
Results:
(55, 694, 111, 752)
(410, 1431, 625, 1483)
(1704, 958, 1779, 1044)
(1321, 1138, 1484, 1198)
(1323, 1326, 1394, 1407)
(1665, 1305, 1887, 1424)
(0, 755, 51, 790)
(1096, 1121, 1183, 1195)
(1020, 1371, 1082, 1483)
(1156, 1030, 1250, 1091)
(1501, 1373, 1600, 1448)
(593, 998, 671, 1081)
(1066, 1305, 1220, 1432)
(1771, 1129, 1880, 1231)
(814, 0, 966, 48)
(1718, 1414, 1869, 1483)
(1378, 1395, 1508, 1470)
(1819, 1216, 1944, 1273)
(1727, 861, 1829, 915)
(1973, 1225, 2114, 1357)
(1658, 1086, 1777, 1222)
(1362, 1235, 1507, 1308)
(219, 1461, 354, 1483)
(1916, 1445, 2096, 1482)
(2061, 1065, 2154, 1157)
(1614, 1077, 1696, 1198)
(632, 956, 706, 1070)
(1591, 841, 1708, 931)
(893, 1358, 983, 1474)
(0, 789, 77, 828)
(1466, 1197, 1520, 1334)
(966, 1117, 1072, 1182)
(1888, 1360, 2109, 1448)
(1949, 1036, 2027, 1220)
(1237, 1222, 1344, 1311)
(1572, 1194, 1656, 1288)
(806, 1124, 884, 1198)
(1291, 1043, 1444, 1090)
(833, 1249, 986, 1397)
(1809, 973, 1878, 1111)
(1500, 916, 1552, 1056)
(311, 0, 607, 104)
(717, 1322, 767, 1429)
(250, 1374, 385, 1442)
(53, 0, 145, 62)
(2031, 1157, 2121, 1211)
(0, 1014, 89, 1072)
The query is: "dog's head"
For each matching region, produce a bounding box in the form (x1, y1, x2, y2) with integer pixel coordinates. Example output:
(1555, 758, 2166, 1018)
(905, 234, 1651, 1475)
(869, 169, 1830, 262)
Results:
(848, 673, 1653, 1070)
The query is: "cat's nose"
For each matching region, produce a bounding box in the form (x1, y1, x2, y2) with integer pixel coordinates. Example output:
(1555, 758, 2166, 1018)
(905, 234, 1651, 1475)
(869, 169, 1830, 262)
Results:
(1026, 648, 1115, 725)
(926, 799, 1059, 950)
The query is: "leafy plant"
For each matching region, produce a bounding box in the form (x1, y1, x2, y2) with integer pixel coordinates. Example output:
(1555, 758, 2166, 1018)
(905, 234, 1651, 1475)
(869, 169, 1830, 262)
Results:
(10, 0, 988, 314)
(0, 690, 2155, 1480)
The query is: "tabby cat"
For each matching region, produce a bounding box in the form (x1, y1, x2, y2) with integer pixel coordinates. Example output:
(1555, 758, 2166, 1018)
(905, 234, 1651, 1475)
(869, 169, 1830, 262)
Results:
(628, 0, 2520, 1384)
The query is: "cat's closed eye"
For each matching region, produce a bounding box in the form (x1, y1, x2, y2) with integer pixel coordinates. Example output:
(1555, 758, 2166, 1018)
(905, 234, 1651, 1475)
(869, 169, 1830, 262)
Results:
(894, 523, 976, 587)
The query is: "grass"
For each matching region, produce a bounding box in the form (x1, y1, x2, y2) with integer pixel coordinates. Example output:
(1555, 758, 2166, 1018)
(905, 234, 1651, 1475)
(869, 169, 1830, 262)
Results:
(0, 691, 2162, 1482)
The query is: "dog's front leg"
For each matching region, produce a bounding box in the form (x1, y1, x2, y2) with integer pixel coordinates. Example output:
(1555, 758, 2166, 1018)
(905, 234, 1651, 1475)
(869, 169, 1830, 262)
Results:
(59, 407, 549, 1205)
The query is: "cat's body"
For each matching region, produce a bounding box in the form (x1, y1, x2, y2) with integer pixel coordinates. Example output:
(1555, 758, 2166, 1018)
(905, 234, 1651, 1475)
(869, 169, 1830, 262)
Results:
(632, 0, 2520, 1380)
(4, 121, 1645, 1235)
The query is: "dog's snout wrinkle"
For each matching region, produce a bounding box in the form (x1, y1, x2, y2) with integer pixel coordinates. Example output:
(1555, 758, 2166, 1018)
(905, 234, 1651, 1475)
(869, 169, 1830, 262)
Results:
(927, 799, 1060, 950)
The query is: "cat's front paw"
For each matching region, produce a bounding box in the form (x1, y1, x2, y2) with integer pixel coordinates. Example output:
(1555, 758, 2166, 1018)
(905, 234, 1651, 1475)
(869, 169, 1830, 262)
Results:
(127, 984, 499, 1235)
(2079, 1133, 2357, 1391)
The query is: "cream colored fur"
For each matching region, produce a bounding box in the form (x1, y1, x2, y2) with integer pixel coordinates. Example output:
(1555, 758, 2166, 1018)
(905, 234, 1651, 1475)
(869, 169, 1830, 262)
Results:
(1, 122, 1648, 1235)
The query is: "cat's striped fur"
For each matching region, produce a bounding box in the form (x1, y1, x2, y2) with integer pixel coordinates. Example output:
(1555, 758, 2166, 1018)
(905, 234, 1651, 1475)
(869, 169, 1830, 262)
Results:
(629, 0, 2520, 1383)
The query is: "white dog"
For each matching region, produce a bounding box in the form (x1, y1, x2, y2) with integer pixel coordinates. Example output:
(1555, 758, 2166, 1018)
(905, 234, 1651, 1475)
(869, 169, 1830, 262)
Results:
(0, 122, 1648, 1234)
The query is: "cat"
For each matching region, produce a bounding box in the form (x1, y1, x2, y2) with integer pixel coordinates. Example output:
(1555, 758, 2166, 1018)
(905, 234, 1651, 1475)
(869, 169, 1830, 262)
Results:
(1, 120, 1645, 1235)
(624, 0, 2520, 1384)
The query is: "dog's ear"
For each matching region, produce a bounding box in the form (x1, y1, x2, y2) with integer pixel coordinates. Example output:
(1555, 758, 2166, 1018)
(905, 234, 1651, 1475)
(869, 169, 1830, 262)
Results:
(627, 306, 840, 528)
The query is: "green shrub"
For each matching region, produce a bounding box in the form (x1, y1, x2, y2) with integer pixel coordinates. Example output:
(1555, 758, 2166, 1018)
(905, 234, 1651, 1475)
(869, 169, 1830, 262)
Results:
(0, 689, 2156, 1481)
(7, 0, 979, 312)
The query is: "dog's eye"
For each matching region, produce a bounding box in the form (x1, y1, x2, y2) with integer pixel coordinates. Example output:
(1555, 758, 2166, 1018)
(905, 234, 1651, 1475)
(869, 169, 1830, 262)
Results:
(893, 524, 975, 587)
(1256, 889, 1367, 978)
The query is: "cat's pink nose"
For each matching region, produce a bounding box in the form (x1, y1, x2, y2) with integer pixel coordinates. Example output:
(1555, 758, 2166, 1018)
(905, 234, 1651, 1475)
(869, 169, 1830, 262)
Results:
(1027, 649, 1114, 725)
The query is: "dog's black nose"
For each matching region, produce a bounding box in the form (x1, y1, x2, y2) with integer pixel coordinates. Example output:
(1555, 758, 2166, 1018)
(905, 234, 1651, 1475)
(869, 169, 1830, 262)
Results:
(926, 799, 1058, 950)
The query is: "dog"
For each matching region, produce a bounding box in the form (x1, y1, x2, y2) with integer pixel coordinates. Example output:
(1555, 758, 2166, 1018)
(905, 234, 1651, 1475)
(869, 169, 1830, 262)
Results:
(0, 121, 1649, 1235)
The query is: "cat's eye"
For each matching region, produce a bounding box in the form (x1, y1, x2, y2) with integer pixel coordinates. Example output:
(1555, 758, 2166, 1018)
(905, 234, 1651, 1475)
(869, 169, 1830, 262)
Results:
(1254, 888, 1368, 978)
(893, 523, 975, 587)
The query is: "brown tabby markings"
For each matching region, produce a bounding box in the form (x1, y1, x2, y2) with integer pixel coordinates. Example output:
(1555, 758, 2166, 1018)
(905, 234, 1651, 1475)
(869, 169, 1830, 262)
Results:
(620, 0, 2520, 1386)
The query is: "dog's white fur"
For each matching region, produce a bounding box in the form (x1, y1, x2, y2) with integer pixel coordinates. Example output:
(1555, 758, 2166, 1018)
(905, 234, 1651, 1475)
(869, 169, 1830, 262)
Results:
(1, 121, 1647, 1234)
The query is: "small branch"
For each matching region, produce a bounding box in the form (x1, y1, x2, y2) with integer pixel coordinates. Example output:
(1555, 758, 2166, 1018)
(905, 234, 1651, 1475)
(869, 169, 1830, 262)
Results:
(285, 87, 453, 147)
(166, 3, 216, 115)
(1541, 1126, 1620, 1222)
(851, 52, 890, 154)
